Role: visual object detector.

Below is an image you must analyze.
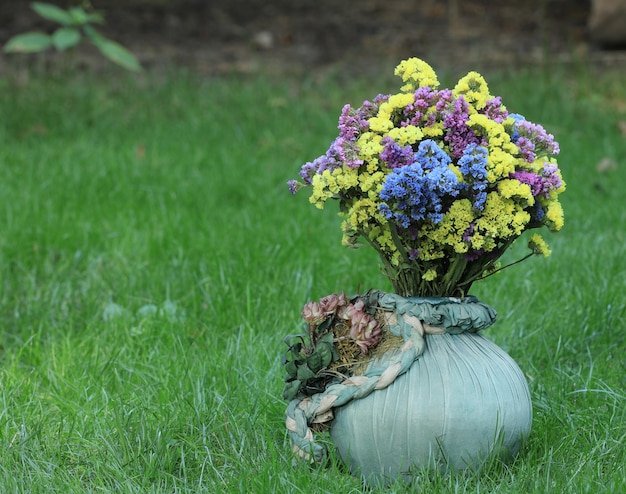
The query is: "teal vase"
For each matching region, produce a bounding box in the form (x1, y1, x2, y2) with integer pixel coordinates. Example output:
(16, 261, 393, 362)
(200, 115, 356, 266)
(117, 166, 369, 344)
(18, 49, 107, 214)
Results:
(330, 331, 532, 486)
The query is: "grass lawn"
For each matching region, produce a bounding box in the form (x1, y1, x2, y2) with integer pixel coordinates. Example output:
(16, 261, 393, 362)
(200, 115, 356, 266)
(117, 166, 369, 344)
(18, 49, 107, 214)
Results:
(0, 61, 624, 493)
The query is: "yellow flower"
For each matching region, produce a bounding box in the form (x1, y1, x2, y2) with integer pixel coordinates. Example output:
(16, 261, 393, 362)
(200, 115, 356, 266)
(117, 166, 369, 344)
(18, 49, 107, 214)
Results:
(394, 58, 439, 92)
(497, 179, 535, 207)
(467, 114, 510, 148)
(486, 149, 517, 182)
(310, 172, 333, 208)
(423, 268, 437, 281)
(359, 170, 385, 194)
(544, 201, 564, 231)
(369, 114, 393, 133)
(345, 198, 382, 229)
(387, 125, 424, 146)
(357, 132, 384, 158)
(453, 71, 492, 110)
(374, 229, 396, 253)
(386, 92, 415, 110)
(421, 122, 444, 138)
(342, 166, 360, 187)
(528, 234, 552, 257)
(475, 192, 531, 246)
(427, 199, 474, 255)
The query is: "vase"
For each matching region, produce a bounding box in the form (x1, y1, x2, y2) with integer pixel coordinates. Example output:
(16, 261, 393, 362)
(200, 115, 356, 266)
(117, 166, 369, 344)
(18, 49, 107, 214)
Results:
(329, 330, 532, 486)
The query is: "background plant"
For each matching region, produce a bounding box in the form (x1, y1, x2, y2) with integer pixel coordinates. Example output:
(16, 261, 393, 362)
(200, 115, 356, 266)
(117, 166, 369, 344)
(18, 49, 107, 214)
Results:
(3, 2, 141, 72)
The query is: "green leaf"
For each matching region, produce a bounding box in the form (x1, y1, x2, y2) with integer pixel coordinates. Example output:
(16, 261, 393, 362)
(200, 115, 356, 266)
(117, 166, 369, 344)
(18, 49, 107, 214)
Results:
(306, 351, 323, 372)
(296, 364, 316, 381)
(51, 27, 80, 51)
(3, 31, 52, 53)
(316, 341, 335, 368)
(89, 33, 142, 72)
(82, 25, 104, 44)
(284, 359, 298, 378)
(32, 2, 73, 25)
(282, 380, 301, 401)
(67, 6, 89, 25)
(67, 6, 103, 25)
(84, 11, 104, 24)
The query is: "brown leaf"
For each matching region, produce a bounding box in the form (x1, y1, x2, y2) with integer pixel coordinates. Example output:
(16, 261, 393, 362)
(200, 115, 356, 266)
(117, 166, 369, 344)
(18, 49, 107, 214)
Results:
(596, 157, 618, 173)
(135, 143, 146, 160)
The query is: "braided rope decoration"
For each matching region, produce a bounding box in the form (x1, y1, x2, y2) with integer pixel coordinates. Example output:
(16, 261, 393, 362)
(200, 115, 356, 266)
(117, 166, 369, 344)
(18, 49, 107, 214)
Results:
(285, 291, 497, 463)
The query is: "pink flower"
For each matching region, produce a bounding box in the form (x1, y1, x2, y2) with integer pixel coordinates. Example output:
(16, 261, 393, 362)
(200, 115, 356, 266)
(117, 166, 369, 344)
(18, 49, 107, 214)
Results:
(301, 301, 324, 324)
(347, 307, 382, 354)
(338, 298, 365, 320)
(318, 292, 348, 315)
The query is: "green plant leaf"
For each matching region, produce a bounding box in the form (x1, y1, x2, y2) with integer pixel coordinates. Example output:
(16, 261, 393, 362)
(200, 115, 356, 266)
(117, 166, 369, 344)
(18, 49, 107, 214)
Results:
(88, 33, 142, 72)
(282, 380, 302, 401)
(66, 6, 103, 25)
(51, 27, 81, 51)
(3, 31, 52, 53)
(67, 6, 89, 25)
(32, 2, 73, 25)
(296, 364, 316, 381)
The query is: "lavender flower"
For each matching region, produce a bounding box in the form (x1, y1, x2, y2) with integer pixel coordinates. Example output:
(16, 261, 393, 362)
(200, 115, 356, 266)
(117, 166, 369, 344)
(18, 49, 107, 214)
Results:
(442, 95, 480, 159)
(401, 86, 439, 127)
(298, 153, 340, 185)
(510, 162, 563, 199)
(510, 115, 560, 161)
(483, 96, 509, 123)
(380, 136, 414, 169)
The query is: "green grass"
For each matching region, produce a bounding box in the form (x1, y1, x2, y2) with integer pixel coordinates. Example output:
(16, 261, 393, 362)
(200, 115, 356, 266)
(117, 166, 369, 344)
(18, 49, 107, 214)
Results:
(0, 62, 624, 493)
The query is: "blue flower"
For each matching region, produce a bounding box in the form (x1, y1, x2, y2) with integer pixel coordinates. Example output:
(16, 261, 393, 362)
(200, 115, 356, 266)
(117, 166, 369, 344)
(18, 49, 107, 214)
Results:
(508, 113, 526, 143)
(379, 147, 463, 227)
(413, 139, 451, 170)
(458, 143, 489, 210)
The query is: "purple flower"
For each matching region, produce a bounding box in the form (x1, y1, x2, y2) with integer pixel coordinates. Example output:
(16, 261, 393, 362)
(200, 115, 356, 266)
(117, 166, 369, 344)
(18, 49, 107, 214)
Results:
(483, 96, 509, 123)
(510, 162, 563, 199)
(291, 96, 392, 190)
(464, 249, 484, 261)
(338, 104, 369, 141)
(516, 136, 536, 162)
(510, 115, 560, 160)
(379, 136, 414, 169)
(400, 87, 438, 127)
(298, 154, 340, 185)
(442, 96, 480, 159)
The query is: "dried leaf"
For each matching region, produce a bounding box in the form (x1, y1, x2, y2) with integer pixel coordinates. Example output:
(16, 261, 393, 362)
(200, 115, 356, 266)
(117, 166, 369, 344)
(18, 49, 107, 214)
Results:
(596, 157, 618, 173)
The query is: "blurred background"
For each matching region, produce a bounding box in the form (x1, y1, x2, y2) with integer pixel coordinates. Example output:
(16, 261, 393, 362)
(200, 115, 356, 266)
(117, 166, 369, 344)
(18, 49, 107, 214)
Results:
(1, 0, 624, 75)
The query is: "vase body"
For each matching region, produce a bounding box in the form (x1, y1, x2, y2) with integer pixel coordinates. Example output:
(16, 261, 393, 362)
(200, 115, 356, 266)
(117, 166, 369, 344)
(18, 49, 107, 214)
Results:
(330, 332, 532, 485)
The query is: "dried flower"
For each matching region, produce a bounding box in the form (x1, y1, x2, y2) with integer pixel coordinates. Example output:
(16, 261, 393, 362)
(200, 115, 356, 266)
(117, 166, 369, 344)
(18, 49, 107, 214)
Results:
(301, 301, 325, 325)
(289, 57, 566, 297)
(319, 292, 348, 315)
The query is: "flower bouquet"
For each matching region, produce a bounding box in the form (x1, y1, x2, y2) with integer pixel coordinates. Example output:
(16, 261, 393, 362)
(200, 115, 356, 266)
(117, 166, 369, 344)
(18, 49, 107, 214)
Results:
(283, 58, 565, 482)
